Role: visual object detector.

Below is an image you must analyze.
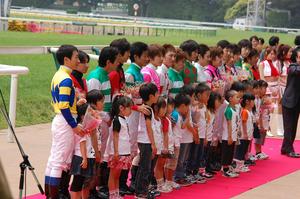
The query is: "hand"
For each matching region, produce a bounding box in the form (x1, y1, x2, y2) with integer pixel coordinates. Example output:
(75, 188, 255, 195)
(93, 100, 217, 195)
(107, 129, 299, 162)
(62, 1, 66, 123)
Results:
(95, 151, 101, 163)
(161, 149, 169, 155)
(81, 158, 88, 169)
(106, 119, 112, 127)
(77, 98, 87, 106)
(204, 139, 208, 147)
(137, 104, 151, 115)
(130, 152, 137, 160)
(151, 144, 157, 158)
(73, 125, 85, 137)
(243, 135, 248, 140)
(260, 129, 267, 134)
(228, 137, 233, 145)
(193, 135, 200, 144)
(113, 153, 119, 162)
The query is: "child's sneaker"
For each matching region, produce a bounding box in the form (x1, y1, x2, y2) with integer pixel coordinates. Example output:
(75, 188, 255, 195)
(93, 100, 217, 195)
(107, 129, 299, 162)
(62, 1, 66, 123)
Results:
(267, 131, 274, 137)
(157, 183, 172, 193)
(167, 181, 181, 190)
(194, 174, 206, 184)
(256, 152, 269, 160)
(249, 154, 257, 161)
(200, 172, 214, 179)
(175, 178, 193, 187)
(245, 159, 256, 166)
(186, 175, 197, 184)
(238, 165, 251, 173)
(135, 193, 150, 199)
(223, 170, 239, 178)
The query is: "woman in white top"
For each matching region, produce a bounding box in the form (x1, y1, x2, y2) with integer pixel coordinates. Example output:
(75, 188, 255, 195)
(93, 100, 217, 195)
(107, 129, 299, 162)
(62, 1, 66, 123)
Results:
(258, 46, 280, 101)
(277, 44, 292, 97)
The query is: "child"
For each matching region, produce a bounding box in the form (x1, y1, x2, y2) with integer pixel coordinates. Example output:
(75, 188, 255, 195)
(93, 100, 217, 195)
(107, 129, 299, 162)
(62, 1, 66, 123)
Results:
(168, 48, 185, 98)
(70, 104, 101, 199)
(222, 90, 240, 178)
(135, 83, 159, 199)
(153, 97, 172, 193)
(175, 85, 199, 185)
(157, 44, 176, 97)
(87, 46, 120, 154)
(171, 93, 193, 187)
(85, 89, 104, 197)
(187, 83, 211, 182)
(195, 83, 213, 179)
(255, 80, 271, 160)
(87, 46, 120, 198)
(234, 93, 255, 173)
(179, 40, 199, 85)
(164, 96, 182, 190)
(205, 92, 222, 174)
(107, 95, 133, 199)
(141, 44, 164, 92)
(230, 81, 246, 148)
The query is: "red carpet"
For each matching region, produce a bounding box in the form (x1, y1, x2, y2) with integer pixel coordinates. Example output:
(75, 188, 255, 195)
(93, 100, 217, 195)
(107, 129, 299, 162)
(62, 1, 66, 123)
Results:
(26, 138, 300, 199)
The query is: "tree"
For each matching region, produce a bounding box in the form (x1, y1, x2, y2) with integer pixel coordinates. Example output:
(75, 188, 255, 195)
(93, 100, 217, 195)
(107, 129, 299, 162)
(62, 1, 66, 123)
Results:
(224, 0, 248, 21)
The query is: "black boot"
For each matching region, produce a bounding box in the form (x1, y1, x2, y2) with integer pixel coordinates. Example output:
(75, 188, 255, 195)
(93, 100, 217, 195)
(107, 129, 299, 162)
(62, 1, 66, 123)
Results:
(49, 185, 59, 199)
(59, 170, 71, 199)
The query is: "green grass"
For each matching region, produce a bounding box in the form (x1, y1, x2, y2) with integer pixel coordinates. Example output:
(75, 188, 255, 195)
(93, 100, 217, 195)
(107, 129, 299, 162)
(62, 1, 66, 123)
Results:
(0, 54, 98, 129)
(0, 29, 294, 46)
(0, 29, 295, 129)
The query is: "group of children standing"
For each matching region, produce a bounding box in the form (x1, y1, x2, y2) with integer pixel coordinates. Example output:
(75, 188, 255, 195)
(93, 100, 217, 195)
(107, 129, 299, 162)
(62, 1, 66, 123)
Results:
(46, 36, 283, 199)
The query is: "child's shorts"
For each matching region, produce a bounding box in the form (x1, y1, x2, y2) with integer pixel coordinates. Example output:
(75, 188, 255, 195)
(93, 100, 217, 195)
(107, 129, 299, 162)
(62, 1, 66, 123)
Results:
(254, 131, 266, 145)
(108, 155, 131, 170)
(165, 146, 180, 171)
(253, 123, 261, 139)
(70, 155, 95, 178)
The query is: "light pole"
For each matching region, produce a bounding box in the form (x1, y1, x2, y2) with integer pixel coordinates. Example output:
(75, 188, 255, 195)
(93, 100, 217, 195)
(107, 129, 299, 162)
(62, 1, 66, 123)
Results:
(133, 3, 139, 24)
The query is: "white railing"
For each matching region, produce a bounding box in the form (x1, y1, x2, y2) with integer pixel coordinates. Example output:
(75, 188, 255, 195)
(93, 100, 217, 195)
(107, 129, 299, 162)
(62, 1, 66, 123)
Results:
(49, 47, 99, 61)
(0, 64, 29, 142)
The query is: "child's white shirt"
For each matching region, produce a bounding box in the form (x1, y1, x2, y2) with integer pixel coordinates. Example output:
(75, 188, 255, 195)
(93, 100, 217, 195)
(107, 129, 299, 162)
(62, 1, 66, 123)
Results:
(260, 105, 271, 130)
(153, 117, 163, 154)
(206, 111, 215, 142)
(198, 105, 207, 139)
(222, 105, 238, 141)
(137, 106, 155, 144)
(74, 134, 95, 158)
(106, 115, 131, 155)
(180, 107, 194, 144)
(241, 109, 254, 140)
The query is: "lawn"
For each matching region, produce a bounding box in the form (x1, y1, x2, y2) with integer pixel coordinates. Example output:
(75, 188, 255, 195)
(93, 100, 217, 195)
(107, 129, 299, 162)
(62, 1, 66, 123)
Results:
(0, 29, 296, 129)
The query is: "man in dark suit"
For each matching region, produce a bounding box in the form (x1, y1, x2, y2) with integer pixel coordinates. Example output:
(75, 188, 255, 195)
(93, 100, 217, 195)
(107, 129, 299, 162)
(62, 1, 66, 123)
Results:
(281, 46, 300, 158)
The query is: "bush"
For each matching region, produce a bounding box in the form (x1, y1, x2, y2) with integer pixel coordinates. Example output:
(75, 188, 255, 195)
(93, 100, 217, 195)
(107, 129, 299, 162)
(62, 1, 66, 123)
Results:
(8, 20, 27, 32)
